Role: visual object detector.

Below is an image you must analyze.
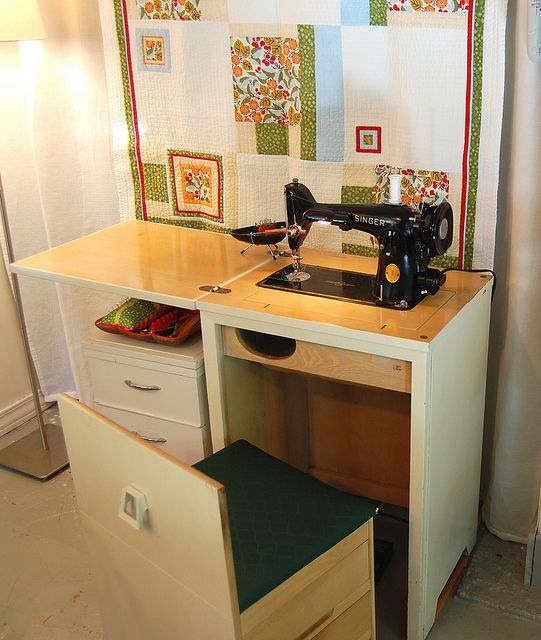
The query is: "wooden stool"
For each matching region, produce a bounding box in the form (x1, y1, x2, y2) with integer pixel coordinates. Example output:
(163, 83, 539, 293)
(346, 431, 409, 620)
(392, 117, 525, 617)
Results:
(59, 394, 377, 640)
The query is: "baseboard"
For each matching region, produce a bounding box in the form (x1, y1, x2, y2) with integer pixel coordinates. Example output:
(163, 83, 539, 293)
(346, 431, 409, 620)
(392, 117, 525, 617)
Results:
(0, 395, 45, 437)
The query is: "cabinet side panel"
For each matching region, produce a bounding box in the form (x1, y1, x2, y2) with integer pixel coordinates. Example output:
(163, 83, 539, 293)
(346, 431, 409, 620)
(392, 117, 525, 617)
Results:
(423, 285, 492, 633)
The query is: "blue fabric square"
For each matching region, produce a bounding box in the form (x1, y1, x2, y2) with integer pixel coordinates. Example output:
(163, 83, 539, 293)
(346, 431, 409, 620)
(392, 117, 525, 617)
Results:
(341, 0, 370, 26)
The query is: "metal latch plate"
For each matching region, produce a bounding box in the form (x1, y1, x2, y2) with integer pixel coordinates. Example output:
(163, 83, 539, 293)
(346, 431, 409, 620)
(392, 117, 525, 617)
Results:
(199, 285, 231, 294)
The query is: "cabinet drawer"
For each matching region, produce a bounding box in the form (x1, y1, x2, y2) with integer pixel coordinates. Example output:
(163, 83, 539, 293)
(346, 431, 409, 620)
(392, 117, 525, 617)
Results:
(242, 539, 370, 640)
(94, 404, 210, 465)
(87, 356, 207, 426)
(222, 327, 411, 394)
(313, 591, 373, 640)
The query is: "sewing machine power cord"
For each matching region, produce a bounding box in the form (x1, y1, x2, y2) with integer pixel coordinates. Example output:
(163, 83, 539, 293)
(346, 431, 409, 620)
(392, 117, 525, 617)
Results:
(440, 268, 497, 301)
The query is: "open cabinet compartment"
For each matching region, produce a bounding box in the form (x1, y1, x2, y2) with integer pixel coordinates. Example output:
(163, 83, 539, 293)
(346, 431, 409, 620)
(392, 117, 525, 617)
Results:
(221, 326, 413, 638)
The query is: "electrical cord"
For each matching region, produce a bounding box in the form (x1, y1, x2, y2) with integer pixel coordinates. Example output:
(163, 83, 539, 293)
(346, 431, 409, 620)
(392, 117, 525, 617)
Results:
(440, 268, 497, 301)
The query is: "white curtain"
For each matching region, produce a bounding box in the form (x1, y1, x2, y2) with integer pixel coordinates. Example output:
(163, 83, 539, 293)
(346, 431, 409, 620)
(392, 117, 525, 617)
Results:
(0, 0, 121, 402)
(0, 36, 73, 400)
(482, 0, 541, 542)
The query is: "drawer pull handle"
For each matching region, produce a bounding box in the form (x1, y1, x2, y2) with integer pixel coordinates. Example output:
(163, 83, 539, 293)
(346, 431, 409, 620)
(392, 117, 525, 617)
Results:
(293, 609, 334, 640)
(131, 431, 167, 444)
(125, 379, 161, 391)
(118, 485, 148, 530)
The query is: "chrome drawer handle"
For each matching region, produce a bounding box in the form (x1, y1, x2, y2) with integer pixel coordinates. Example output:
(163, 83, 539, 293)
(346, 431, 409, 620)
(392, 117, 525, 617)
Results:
(293, 609, 334, 640)
(124, 379, 161, 391)
(131, 431, 167, 444)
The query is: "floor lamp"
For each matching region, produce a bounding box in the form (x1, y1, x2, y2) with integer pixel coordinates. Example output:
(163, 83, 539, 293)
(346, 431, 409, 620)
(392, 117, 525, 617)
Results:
(0, 0, 69, 479)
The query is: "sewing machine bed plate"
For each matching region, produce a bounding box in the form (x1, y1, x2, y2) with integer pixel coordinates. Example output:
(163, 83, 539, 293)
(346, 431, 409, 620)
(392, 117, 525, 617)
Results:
(257, 264, 426, 310)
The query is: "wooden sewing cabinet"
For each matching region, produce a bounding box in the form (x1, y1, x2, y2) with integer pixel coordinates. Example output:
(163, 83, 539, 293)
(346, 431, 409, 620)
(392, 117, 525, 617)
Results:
(11, 221, 492, 639)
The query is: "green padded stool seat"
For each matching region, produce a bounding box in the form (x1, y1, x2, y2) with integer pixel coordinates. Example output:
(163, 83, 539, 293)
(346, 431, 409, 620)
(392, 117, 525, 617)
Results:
(193, 439, 378, 613)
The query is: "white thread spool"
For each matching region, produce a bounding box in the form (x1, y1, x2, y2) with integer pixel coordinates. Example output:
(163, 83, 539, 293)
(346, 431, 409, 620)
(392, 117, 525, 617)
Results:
(389, 173, 402, 205)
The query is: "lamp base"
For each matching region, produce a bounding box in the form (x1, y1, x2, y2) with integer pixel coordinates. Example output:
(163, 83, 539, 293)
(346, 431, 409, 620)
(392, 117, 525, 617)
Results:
(0, 422, 69, 479)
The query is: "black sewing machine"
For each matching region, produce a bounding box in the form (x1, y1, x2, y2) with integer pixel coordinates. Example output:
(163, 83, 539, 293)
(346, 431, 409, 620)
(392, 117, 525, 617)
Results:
(231, 180, 453, 310)
(233, 178, 453, 310)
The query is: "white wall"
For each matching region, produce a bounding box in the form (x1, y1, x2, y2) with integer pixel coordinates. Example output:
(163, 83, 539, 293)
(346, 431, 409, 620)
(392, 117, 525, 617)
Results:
(0, 259, 33, 435)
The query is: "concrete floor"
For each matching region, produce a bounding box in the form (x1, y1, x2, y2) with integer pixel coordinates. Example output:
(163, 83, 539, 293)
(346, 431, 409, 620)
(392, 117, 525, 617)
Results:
(456, 525, 541, 622)
(373, 511, 541, 639)
(1, 424, 540, 639)
(0, 467, 102, 639)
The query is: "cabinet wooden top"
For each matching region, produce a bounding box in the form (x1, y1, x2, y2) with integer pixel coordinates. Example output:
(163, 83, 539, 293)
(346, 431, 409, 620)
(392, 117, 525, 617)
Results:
(11, 221, 491, 343)
(10, 221, 272, 309)
(197, 247, 492, 344)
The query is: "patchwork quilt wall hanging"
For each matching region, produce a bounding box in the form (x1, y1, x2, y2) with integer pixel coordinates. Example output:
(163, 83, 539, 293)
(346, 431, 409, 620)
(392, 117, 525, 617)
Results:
(99, 0, 507, 269)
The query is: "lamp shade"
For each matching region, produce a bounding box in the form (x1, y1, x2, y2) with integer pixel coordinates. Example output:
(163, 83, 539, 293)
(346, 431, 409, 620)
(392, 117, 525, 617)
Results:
(0, 0, 45, 42)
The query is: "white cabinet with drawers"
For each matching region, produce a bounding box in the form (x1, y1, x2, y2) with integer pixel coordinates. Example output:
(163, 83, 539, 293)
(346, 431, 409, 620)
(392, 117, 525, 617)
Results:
(83, 330, 210, 464)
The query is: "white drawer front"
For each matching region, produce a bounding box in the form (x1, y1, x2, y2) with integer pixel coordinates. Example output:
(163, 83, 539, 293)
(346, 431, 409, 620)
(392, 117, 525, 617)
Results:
(88, 356, 207, 426)
(95, 404, 209, 465)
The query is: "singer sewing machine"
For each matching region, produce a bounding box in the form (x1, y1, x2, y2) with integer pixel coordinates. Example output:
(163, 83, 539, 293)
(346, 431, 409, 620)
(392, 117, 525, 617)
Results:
(234, 178, 454, 311)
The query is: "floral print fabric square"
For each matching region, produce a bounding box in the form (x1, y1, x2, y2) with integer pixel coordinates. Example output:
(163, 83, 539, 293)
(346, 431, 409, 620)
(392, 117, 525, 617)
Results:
(168, 150, 223, 221)
(181, 164, 213, 207)
(136, 0, 202, 20)
(136, 28, 171, 73)
(387, 0, 469, 12)
(141, 35, 166, 66)
(375, 165, 449, 206)
(231, 37, 302, 126)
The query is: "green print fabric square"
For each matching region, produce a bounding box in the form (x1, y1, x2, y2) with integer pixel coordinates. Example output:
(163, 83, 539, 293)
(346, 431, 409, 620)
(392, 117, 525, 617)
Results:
(341, 185, 374, 205)
(255, 123, 289, 155)
(143, 163, 169, 202)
